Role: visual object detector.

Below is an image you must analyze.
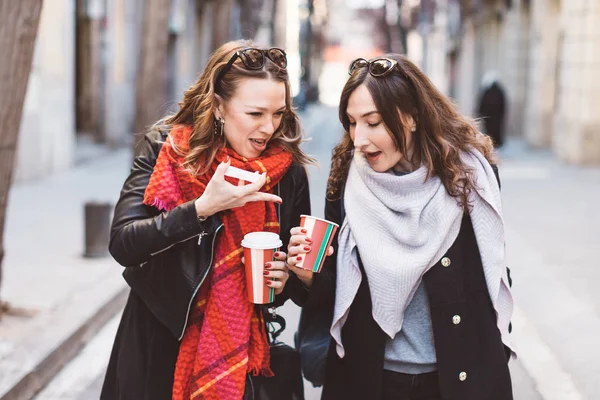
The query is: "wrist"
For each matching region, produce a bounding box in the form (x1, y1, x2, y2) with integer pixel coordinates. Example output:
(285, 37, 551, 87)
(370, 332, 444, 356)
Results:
(195, 195, 217, 219)
(296, 272, 314, 289)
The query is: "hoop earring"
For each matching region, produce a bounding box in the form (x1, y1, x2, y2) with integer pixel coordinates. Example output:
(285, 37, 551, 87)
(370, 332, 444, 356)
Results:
(214, 117, 225, 136)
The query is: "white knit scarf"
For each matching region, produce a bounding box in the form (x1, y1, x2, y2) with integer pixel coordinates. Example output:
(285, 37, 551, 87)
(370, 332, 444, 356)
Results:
(331, 150, 515, 358)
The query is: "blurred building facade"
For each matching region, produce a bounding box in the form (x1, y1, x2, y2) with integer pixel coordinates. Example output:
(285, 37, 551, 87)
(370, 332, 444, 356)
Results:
(412, 0, 600, 164)
(15, 0, 303, 183)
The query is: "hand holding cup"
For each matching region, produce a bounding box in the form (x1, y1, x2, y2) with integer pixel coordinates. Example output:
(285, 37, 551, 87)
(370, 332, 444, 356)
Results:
(241, 232, 288, 304)
(287, 215, 337, 288)
(241, 250, 289, 296)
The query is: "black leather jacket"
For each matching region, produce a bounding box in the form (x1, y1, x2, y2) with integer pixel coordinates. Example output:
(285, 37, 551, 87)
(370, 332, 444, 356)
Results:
(109, 129, 311, 340)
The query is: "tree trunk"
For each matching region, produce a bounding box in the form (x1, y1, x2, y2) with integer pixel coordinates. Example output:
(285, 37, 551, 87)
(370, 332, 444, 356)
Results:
(134, 0, 171, 151)
(75, 0, 103, 141)
(0, 0, 44, 314)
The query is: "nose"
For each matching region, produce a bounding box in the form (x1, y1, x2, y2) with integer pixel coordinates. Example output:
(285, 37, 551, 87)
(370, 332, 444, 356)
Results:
(259, 116, 277, 135)
(352, 125, 370, 150)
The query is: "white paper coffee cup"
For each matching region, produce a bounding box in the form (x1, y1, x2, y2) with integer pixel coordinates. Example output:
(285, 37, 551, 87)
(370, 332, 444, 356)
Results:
(241, 232, 282, 304)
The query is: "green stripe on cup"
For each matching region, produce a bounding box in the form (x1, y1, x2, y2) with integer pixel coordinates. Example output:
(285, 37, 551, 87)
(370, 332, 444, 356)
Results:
(269, 248, 277, 303)
(313, 224, 334, 272)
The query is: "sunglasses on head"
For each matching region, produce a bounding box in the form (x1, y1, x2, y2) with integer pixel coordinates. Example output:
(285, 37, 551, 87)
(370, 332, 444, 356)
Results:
(348, 57, 399, 77)
(215, 47, 287, 89)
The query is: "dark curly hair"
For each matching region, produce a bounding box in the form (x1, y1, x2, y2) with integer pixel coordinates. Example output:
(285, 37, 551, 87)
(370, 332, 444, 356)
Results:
(327, 54, 496, 210)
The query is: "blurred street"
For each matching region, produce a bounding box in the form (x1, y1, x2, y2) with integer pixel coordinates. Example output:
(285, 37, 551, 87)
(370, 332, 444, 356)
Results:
(2, 1, 600, 399)
(0, 103, 597, 399)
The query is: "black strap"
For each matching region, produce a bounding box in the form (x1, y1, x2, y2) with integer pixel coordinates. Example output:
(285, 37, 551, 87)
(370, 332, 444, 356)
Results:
(261, 305, 286, 343)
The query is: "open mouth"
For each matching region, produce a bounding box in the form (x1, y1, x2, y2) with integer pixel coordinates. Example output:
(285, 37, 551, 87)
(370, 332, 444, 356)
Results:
(365, 151, 382, 160)
(249, 138, 268, 151)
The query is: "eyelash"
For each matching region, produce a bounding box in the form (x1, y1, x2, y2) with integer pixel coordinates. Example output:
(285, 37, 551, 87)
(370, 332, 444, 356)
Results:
(348, 122, 380, 128)
(248, 111, 285, 117)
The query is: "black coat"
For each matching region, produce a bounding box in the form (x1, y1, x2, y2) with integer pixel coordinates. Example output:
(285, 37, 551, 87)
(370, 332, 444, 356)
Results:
(297, 167, 513, 400)
(101, 130, 311, 400)
(477, 83, 507, 148)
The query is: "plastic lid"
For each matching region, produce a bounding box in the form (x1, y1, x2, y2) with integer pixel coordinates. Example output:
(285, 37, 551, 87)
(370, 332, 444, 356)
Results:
(241, 232, 282, 249)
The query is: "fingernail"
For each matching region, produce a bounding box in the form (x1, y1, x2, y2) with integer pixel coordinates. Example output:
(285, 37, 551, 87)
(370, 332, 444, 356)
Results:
(297, 256, 303, 261)
(264, 262, 271, 268)
(274, 252, 280, 257)
(263, 270, 270, 276)
(306, 237, 312, 243)
(225, 156, 230, 162)
(266, 281, 273, 287)
(301, 229, 307, 234)
(304, 246, 311, 251)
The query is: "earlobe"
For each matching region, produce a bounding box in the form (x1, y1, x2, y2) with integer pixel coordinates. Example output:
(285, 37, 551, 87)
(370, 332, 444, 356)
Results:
(213, 95, 224, 120)
(404, 113, 417, 132)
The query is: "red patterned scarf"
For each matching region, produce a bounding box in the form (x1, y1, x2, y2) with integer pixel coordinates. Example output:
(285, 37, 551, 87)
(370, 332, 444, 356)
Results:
(142, 125, 292, 400)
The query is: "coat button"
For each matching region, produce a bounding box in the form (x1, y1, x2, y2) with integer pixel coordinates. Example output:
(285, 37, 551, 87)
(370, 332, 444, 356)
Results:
(459, 371, 467, 381)
(452, 315, 461, 325)
(441, 257, 451, 267)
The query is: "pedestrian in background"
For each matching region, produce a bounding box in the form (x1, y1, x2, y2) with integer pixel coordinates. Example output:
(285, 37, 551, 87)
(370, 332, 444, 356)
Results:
(290, 55, 515, 400)
(101, 39, 313, 400)
(477, 71, 507, 148)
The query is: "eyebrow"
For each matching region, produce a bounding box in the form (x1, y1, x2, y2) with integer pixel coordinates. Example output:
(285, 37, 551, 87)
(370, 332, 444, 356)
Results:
(347, 110, 380, 119)
(247, 105, 287, 111)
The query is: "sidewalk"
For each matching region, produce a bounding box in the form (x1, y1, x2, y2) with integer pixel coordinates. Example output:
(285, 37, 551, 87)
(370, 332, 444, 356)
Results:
(498, 139, 600, 400)
(0, 149, 133, 399)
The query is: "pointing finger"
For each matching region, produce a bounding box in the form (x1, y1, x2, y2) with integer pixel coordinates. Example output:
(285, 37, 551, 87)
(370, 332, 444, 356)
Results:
(246, 192, 282, 204)
(241, 172, 267, 195)
(213, 157, 231, 180)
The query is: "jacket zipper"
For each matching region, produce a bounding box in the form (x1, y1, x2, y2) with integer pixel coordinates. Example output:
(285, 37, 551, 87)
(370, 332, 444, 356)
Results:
(149, 232, 202, 257)
(178, 223, 224, 340)
(248, 374, 255, 400)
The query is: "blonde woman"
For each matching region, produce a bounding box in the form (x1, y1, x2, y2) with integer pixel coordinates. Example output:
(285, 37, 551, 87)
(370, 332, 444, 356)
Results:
(101, 40, 314, 400)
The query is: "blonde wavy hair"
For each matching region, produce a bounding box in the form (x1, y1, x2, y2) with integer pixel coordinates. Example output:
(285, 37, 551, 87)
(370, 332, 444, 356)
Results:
(151, 39, 315, 174)
(328, 54, 496, 209)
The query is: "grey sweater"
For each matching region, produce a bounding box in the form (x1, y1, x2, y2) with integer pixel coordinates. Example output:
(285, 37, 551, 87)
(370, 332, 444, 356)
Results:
(383, 168, 437, 374)
(383, 281, 437, 374)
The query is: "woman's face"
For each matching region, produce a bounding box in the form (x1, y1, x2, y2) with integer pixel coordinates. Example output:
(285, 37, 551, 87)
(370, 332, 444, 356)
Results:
(216, 78, 287, 159)
(346, 84, 415, 173)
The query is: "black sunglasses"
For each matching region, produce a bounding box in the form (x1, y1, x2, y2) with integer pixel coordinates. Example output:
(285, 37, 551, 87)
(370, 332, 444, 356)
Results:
(215, 47, 287, 89)
(348, 57, 399, 77)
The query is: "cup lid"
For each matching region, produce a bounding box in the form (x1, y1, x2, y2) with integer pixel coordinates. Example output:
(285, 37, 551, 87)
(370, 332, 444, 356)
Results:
(241, 232, 282, 249)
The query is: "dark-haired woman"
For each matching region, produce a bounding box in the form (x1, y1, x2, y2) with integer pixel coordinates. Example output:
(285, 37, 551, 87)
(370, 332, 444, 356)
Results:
(287, 55, 515, 400)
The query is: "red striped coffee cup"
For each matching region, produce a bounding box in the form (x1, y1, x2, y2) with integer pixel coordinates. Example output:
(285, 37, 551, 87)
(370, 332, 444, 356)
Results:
(241, 232, 283, 304)
(297, 215, 339, 273)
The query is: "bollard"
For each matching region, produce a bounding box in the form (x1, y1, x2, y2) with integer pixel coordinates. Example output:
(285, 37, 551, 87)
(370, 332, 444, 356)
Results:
(84, 201, 113, 258)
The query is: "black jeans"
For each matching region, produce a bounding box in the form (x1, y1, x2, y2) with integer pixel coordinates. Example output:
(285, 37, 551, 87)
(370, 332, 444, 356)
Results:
(381, 370, 441, 400)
